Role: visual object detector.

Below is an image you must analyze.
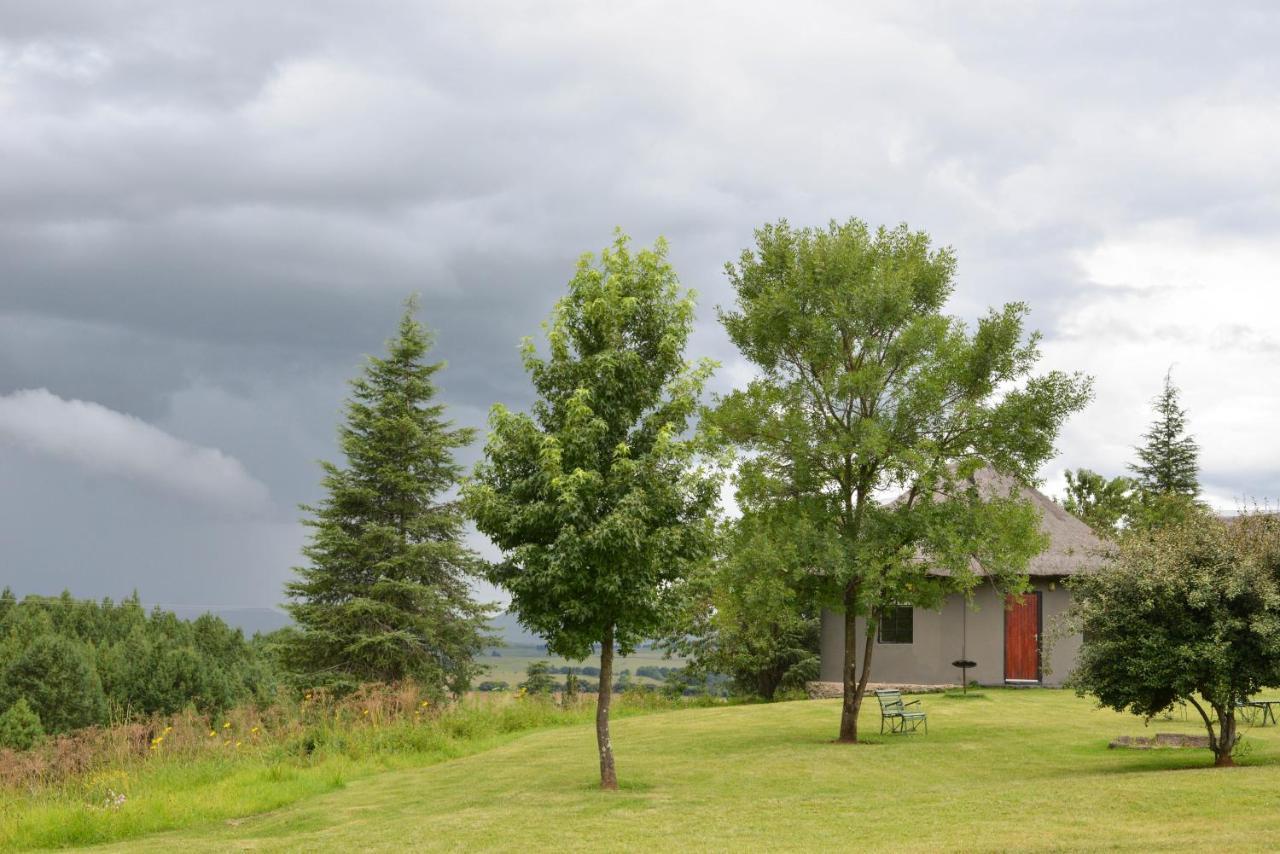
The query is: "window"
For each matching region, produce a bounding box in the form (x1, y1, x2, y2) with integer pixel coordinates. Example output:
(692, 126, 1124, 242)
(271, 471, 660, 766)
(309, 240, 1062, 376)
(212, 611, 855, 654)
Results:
(878, 606, 913, 644)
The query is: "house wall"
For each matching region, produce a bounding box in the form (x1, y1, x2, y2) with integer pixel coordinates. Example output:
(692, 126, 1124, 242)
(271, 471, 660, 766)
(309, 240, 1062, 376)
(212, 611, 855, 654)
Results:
(818, 579, 1081, 687)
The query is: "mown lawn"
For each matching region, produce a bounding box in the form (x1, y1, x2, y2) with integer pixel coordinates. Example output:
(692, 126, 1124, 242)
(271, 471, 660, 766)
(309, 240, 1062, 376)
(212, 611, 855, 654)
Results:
(77, 689, 1280, 852)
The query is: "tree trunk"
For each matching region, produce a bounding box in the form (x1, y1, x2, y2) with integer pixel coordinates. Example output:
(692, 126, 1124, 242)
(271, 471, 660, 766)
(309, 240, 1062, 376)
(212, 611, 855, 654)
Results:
(596, 625, 619, 790)
(1215, 709, 1237, 767)
(838, 586, 860, 743)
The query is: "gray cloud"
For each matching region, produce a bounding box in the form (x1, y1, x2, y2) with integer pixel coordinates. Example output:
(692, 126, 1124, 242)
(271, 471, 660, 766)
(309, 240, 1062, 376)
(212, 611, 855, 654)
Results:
(2, 1, 1279, 609)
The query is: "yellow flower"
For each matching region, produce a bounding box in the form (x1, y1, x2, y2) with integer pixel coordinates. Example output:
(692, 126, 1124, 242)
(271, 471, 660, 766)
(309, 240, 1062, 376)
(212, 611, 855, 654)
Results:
(223, 722, 231, 728)
(250, 726, 259, 733)
(164, 726, 173, 733)
(420, 700, 430, 707)
(208, 730, 216, 737)
(235, 741, 242, 748)
(362, 709, 369, 716)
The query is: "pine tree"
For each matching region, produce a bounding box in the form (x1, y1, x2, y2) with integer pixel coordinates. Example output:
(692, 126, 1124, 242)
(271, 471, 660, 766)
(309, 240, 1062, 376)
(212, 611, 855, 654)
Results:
(283, 298, 493, 695)
(1129, 371, 1200, 497)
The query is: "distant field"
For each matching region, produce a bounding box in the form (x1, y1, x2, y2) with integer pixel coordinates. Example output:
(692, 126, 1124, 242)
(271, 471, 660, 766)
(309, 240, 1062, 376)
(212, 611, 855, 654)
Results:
(478, 644, 686, 689)
(82, 690, 1280, 852)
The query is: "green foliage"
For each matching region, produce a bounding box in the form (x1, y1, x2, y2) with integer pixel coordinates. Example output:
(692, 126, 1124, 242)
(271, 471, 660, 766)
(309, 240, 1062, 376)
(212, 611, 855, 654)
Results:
(714, 218, 1092, 737)
(467, 231, 720, 787)
(467, 232, 720, 660)
(1129, 370, 1200, 498)
(0, 592, 276, 724)
(520, 661, 555, 694)
(1067, 510, 1280, 765)
(1, 634, 106, 734)
(1063, 468, 1135, 535)
(665, 516, 819, 700)
(0, 698, 43, 751)
(284, 298, 494, 695)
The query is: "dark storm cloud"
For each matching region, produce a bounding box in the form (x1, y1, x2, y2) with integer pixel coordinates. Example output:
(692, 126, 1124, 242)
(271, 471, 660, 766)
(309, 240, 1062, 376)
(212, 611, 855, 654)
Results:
(2, 1, 1279, 608)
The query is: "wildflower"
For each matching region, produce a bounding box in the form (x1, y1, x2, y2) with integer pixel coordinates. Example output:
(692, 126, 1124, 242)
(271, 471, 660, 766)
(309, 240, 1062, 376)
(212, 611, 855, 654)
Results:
(420, 700, 430, 707)
(235, 741, 242, 748)
(223, 722, 231, 729)
(208, 730, 216, 737)
(250, 726, 259, 734)
(164, 726, 172, 733)
(362, 709, 369, 716)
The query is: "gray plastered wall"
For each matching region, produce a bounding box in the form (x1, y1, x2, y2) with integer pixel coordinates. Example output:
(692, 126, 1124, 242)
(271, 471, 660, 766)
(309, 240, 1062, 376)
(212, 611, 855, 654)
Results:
(818, 579, 1081, 687)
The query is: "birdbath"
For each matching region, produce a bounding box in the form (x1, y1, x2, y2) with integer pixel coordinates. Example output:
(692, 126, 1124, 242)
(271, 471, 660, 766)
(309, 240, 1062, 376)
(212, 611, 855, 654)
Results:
(951, 659, 977, 695)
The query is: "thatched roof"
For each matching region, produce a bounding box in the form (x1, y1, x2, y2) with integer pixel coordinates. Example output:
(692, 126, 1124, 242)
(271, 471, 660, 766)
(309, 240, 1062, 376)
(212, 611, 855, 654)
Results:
(915, 467, 1109, 578)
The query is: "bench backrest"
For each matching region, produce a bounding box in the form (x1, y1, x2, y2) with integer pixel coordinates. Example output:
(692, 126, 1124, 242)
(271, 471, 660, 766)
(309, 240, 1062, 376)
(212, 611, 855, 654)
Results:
(874, 689, 905, 715)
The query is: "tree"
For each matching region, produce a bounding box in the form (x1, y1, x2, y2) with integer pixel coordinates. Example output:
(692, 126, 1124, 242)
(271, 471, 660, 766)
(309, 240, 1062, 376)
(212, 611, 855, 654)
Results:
(466, 232, 720, 789)
(665, 515, 820, 700)
(284, 298, 493, 695)
(714, 219, 1092, 742)
(1, 634, 106, 734)
(521, 660, 555, 694)
(1062, 468, 1135, 536)
(1067, 511, 1280, 767)
(0, 699, 43, 751)
(1130, 371, 1200, 498)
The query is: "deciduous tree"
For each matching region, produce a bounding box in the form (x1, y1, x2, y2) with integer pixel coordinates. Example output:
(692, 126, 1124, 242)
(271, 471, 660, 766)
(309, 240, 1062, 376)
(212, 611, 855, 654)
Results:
(714, 219, 1091, 742)
(466, 232, 720, 789)
(1063, 468, 1134, 536)
(1067, 510, 1280, 766)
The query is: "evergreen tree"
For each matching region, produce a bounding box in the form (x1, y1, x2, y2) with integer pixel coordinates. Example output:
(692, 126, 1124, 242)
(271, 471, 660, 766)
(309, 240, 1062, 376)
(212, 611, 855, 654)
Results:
(1, 635, 106, 734)
(0, 699, 43, 751)
(1130, 371, 1200, 497)
(284, 298, 493, 695)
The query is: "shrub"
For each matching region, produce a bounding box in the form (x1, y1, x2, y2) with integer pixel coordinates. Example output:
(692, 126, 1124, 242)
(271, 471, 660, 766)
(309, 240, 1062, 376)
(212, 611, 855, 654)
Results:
(0, 699, 43, 750)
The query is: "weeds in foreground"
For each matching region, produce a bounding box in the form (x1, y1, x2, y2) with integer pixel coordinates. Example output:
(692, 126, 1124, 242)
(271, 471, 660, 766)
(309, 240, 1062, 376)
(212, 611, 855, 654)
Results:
(0, 686, 728, 850)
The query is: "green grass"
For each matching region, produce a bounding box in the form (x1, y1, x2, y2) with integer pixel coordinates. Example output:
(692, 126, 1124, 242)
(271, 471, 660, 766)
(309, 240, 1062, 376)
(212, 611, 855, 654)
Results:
(46, 689, 1280, 852)
(0, 694, 709, 851)
(22, 691, 1280, 850)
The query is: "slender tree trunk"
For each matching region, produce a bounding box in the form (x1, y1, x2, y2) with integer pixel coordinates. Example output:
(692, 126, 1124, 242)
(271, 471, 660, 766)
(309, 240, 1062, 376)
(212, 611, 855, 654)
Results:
(838, 585, 860, 743)
(596, 624, 618, 790)
(1215, 708, 1237, 767)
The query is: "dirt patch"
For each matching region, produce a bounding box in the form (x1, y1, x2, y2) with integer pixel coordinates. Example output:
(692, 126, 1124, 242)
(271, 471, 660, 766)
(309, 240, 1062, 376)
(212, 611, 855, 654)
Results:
(1109, 733, 1212, 750)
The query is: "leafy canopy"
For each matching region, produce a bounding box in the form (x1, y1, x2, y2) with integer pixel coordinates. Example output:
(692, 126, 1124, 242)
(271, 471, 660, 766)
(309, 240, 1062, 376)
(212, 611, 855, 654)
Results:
(715, 218, 1091, 614)
(284, 299, 492, 695)
(466, 232, 720, 660)
(1067, 511, 1280, 764)
(1063, 468, 1135, 536)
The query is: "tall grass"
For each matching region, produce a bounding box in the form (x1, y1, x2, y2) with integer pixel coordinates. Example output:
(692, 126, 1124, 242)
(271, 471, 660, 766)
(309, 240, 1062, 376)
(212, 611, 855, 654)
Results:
(0, 685, 727, 850)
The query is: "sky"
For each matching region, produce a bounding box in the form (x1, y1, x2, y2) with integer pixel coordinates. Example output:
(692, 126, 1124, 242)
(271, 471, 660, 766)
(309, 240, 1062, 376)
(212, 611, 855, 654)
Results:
(1, 1, 1278, 615)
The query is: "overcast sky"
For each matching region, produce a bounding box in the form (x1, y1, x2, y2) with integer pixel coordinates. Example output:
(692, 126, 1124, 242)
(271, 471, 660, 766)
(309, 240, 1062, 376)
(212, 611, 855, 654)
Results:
(2, 1, 1278, 613)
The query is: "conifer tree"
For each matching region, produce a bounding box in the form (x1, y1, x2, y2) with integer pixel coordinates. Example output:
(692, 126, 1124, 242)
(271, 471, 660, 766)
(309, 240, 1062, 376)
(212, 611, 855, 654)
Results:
(283, 298, 492, 695)
(1129, 371, 1200, 496)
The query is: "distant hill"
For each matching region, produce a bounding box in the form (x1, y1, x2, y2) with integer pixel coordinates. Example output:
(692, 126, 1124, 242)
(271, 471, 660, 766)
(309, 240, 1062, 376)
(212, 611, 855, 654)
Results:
(487, 610, 544, 646)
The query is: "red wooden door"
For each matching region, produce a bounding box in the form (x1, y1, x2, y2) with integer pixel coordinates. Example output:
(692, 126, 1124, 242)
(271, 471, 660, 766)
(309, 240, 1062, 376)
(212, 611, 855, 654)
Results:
(1004, 593, 1041, 682)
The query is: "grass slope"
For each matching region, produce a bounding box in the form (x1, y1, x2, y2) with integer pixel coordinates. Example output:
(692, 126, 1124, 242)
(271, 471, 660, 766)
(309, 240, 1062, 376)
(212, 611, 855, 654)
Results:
(85, 690, 1280, 852)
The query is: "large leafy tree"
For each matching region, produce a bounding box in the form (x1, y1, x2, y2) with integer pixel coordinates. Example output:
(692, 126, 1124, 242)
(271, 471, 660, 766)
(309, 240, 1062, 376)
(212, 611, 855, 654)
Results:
(284, 299, 492, 695)
(1062, 468, 1134, 536)
(1067, 510, 1280, 767)
(466, 232, 720, 789)
(714, 219, 1091, 742)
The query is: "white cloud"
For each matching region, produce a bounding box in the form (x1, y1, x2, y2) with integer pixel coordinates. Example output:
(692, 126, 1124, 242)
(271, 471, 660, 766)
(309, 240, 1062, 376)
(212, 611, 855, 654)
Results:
(0, 388, 272, 515)
(1040, 221, 1280, 509)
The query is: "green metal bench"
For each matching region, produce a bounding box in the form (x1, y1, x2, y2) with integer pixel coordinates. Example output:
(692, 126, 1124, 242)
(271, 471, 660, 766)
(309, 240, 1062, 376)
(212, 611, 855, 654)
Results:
(874, 689, 927, 735)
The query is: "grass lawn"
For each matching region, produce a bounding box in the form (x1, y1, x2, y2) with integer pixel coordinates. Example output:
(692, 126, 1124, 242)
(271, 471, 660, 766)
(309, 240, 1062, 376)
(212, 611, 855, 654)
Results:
(74, 689, 1280, 852)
